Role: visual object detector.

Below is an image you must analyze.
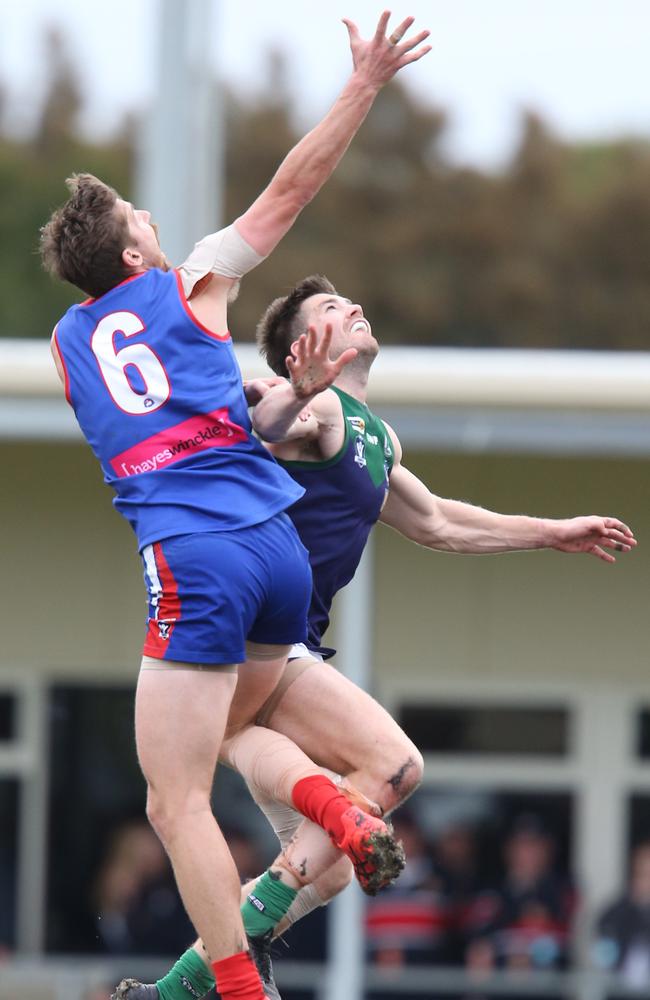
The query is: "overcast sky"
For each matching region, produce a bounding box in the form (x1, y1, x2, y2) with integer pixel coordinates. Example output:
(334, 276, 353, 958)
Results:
(1, 0, 649, 168)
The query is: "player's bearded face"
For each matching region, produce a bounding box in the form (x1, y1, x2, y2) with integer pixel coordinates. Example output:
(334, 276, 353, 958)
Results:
(148, 223, 169, 271)
(120, 200, 168, 271)
(306, 293, 378, 361)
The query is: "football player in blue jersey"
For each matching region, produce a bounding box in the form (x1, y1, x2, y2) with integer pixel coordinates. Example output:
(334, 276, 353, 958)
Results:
(116, 275, 637, 1000)
(41, 14, 432, 1000)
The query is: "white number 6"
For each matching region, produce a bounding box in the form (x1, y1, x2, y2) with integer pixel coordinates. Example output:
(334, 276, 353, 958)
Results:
(91, 311, 171, 414)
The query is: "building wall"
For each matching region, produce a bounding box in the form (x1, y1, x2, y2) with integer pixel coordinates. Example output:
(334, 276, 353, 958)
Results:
(2, 442, 647, 689)
(369, 449, 648, 705)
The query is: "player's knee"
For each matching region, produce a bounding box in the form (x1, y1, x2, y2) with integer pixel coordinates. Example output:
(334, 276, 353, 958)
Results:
(145, 786, 209, 847)
(382, 743, 424, 813)
(145, 787, 177, 846)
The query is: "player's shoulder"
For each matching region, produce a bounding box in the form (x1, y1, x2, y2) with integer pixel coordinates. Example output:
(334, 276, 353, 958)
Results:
(310, 386, 344, 419)
(378, 416, 402, 463)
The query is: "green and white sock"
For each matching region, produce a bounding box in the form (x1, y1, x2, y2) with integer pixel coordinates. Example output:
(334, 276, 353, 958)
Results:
(241, 869, 298, 938)
(154, 870, 297, 999)
(156, 947, 215, 1000)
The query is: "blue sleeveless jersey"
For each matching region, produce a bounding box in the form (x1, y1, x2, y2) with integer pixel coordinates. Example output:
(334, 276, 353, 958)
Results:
(279, 386, 394, 657)
(54, 269, 303, 548)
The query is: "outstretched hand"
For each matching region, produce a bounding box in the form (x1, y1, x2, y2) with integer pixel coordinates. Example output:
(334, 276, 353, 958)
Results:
(286, 325, 357, 401)
(551, 516, 637, 563)
(343, 10, 432, 87)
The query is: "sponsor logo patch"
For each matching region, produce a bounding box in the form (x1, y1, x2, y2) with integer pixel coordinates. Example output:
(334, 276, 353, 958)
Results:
(248, 893, 266, 913)
(110, 408, 248, 478)
(347, 415, 366, 434)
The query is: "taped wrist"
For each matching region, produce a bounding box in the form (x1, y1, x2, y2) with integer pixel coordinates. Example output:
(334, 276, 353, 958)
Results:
(179, 223, 265, 296)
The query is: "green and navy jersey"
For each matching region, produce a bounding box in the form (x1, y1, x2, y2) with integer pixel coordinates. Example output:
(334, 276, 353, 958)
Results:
(280, 386, 394, 657)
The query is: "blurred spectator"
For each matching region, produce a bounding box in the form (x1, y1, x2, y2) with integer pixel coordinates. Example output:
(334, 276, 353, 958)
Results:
(433, 821, 495, 965)
(594, 840, 650, 990)
(366, 809, 450, 967)
(92, 819, 193, 955)
(92, 819, 266, 956)
(222, 824, 267, 883)
(465, 815, 575, 975)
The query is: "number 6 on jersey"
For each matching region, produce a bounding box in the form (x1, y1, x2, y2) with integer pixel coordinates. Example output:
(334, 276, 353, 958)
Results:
(91, 311, 171, 414)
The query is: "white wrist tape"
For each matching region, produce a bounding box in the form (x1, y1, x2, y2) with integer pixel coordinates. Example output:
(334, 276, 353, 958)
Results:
(178, 223, 265, 296)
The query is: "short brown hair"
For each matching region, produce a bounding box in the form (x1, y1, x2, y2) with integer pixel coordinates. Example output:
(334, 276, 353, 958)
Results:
(40, 173, 131, 298)
(256, 275, 338, 376)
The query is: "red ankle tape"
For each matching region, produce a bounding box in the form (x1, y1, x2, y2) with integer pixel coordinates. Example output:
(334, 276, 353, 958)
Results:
(212, 951, 264, 1000)
(292, 774, 350, 842)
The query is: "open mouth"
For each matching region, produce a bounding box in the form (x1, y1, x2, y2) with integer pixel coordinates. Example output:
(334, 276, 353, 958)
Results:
(350, 320, 368, 335)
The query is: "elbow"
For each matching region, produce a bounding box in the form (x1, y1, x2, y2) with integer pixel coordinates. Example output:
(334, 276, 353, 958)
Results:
(251, 419, 283, 444)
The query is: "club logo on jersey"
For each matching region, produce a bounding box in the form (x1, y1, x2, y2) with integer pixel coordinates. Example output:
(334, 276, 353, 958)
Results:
(157, 621, 172, 641)
(354, 434, 367, 468)
(347, 416, 366, 434)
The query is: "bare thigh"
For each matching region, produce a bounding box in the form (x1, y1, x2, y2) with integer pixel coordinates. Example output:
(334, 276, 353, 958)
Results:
(225, 645, 292, 737)
(135, 663, 238, 805)
(266, 659, 420, 795)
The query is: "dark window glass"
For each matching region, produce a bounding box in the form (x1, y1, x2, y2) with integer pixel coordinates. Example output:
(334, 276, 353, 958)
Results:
(0, 693, 16, 741)
(0, 779, 19, 949)
(47, 685, 150, 953)
(46, 686, 283, 956)
(399, 704, 569, 756)
(628, 794, 650, 850)
(635, 709, 650, 759)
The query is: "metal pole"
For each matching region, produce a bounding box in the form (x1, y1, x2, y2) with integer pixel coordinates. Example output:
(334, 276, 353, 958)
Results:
(325, 540, 375, 1000)
(136, 0, 222, 264)
(15, 678, 49, 953)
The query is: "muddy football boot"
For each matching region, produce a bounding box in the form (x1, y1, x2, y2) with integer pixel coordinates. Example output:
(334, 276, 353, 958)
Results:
(111, 982, 160, 1000)
(334, 805, 405, 895)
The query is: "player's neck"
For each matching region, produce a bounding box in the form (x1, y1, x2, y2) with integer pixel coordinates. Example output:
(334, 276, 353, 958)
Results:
(333, 357, 373, 403)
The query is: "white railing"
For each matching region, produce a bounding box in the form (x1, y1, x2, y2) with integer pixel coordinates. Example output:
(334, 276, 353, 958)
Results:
(1, 959, 649, 1000)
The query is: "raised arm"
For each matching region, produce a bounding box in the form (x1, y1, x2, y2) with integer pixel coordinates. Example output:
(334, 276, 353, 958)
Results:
(183, 12, 430, 332)
(380, 434, 636, 563)
(235, 11, 431, 256)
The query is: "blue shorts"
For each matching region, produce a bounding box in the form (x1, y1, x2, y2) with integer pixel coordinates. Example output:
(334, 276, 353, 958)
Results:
(141, 513, 312, 664)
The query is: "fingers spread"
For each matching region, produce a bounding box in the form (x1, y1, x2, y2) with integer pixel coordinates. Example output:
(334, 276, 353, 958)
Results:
(318, 324, 333, 356)
(591, 545, 615, 563)
(374, 10, 392, 41)
(606, 529, 636, 547)
(399, 43, 433, 66)
(398, 28, 431, 52)
(342, 17, 360, 41)
(389, 15, 414, 44)
(334, 347, 358, 373)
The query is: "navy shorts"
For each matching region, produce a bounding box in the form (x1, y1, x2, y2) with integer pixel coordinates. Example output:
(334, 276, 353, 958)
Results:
(141, 513, 312, 664)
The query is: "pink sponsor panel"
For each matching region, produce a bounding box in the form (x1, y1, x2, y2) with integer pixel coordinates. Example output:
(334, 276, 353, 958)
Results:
(110, 408, 248, 478)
